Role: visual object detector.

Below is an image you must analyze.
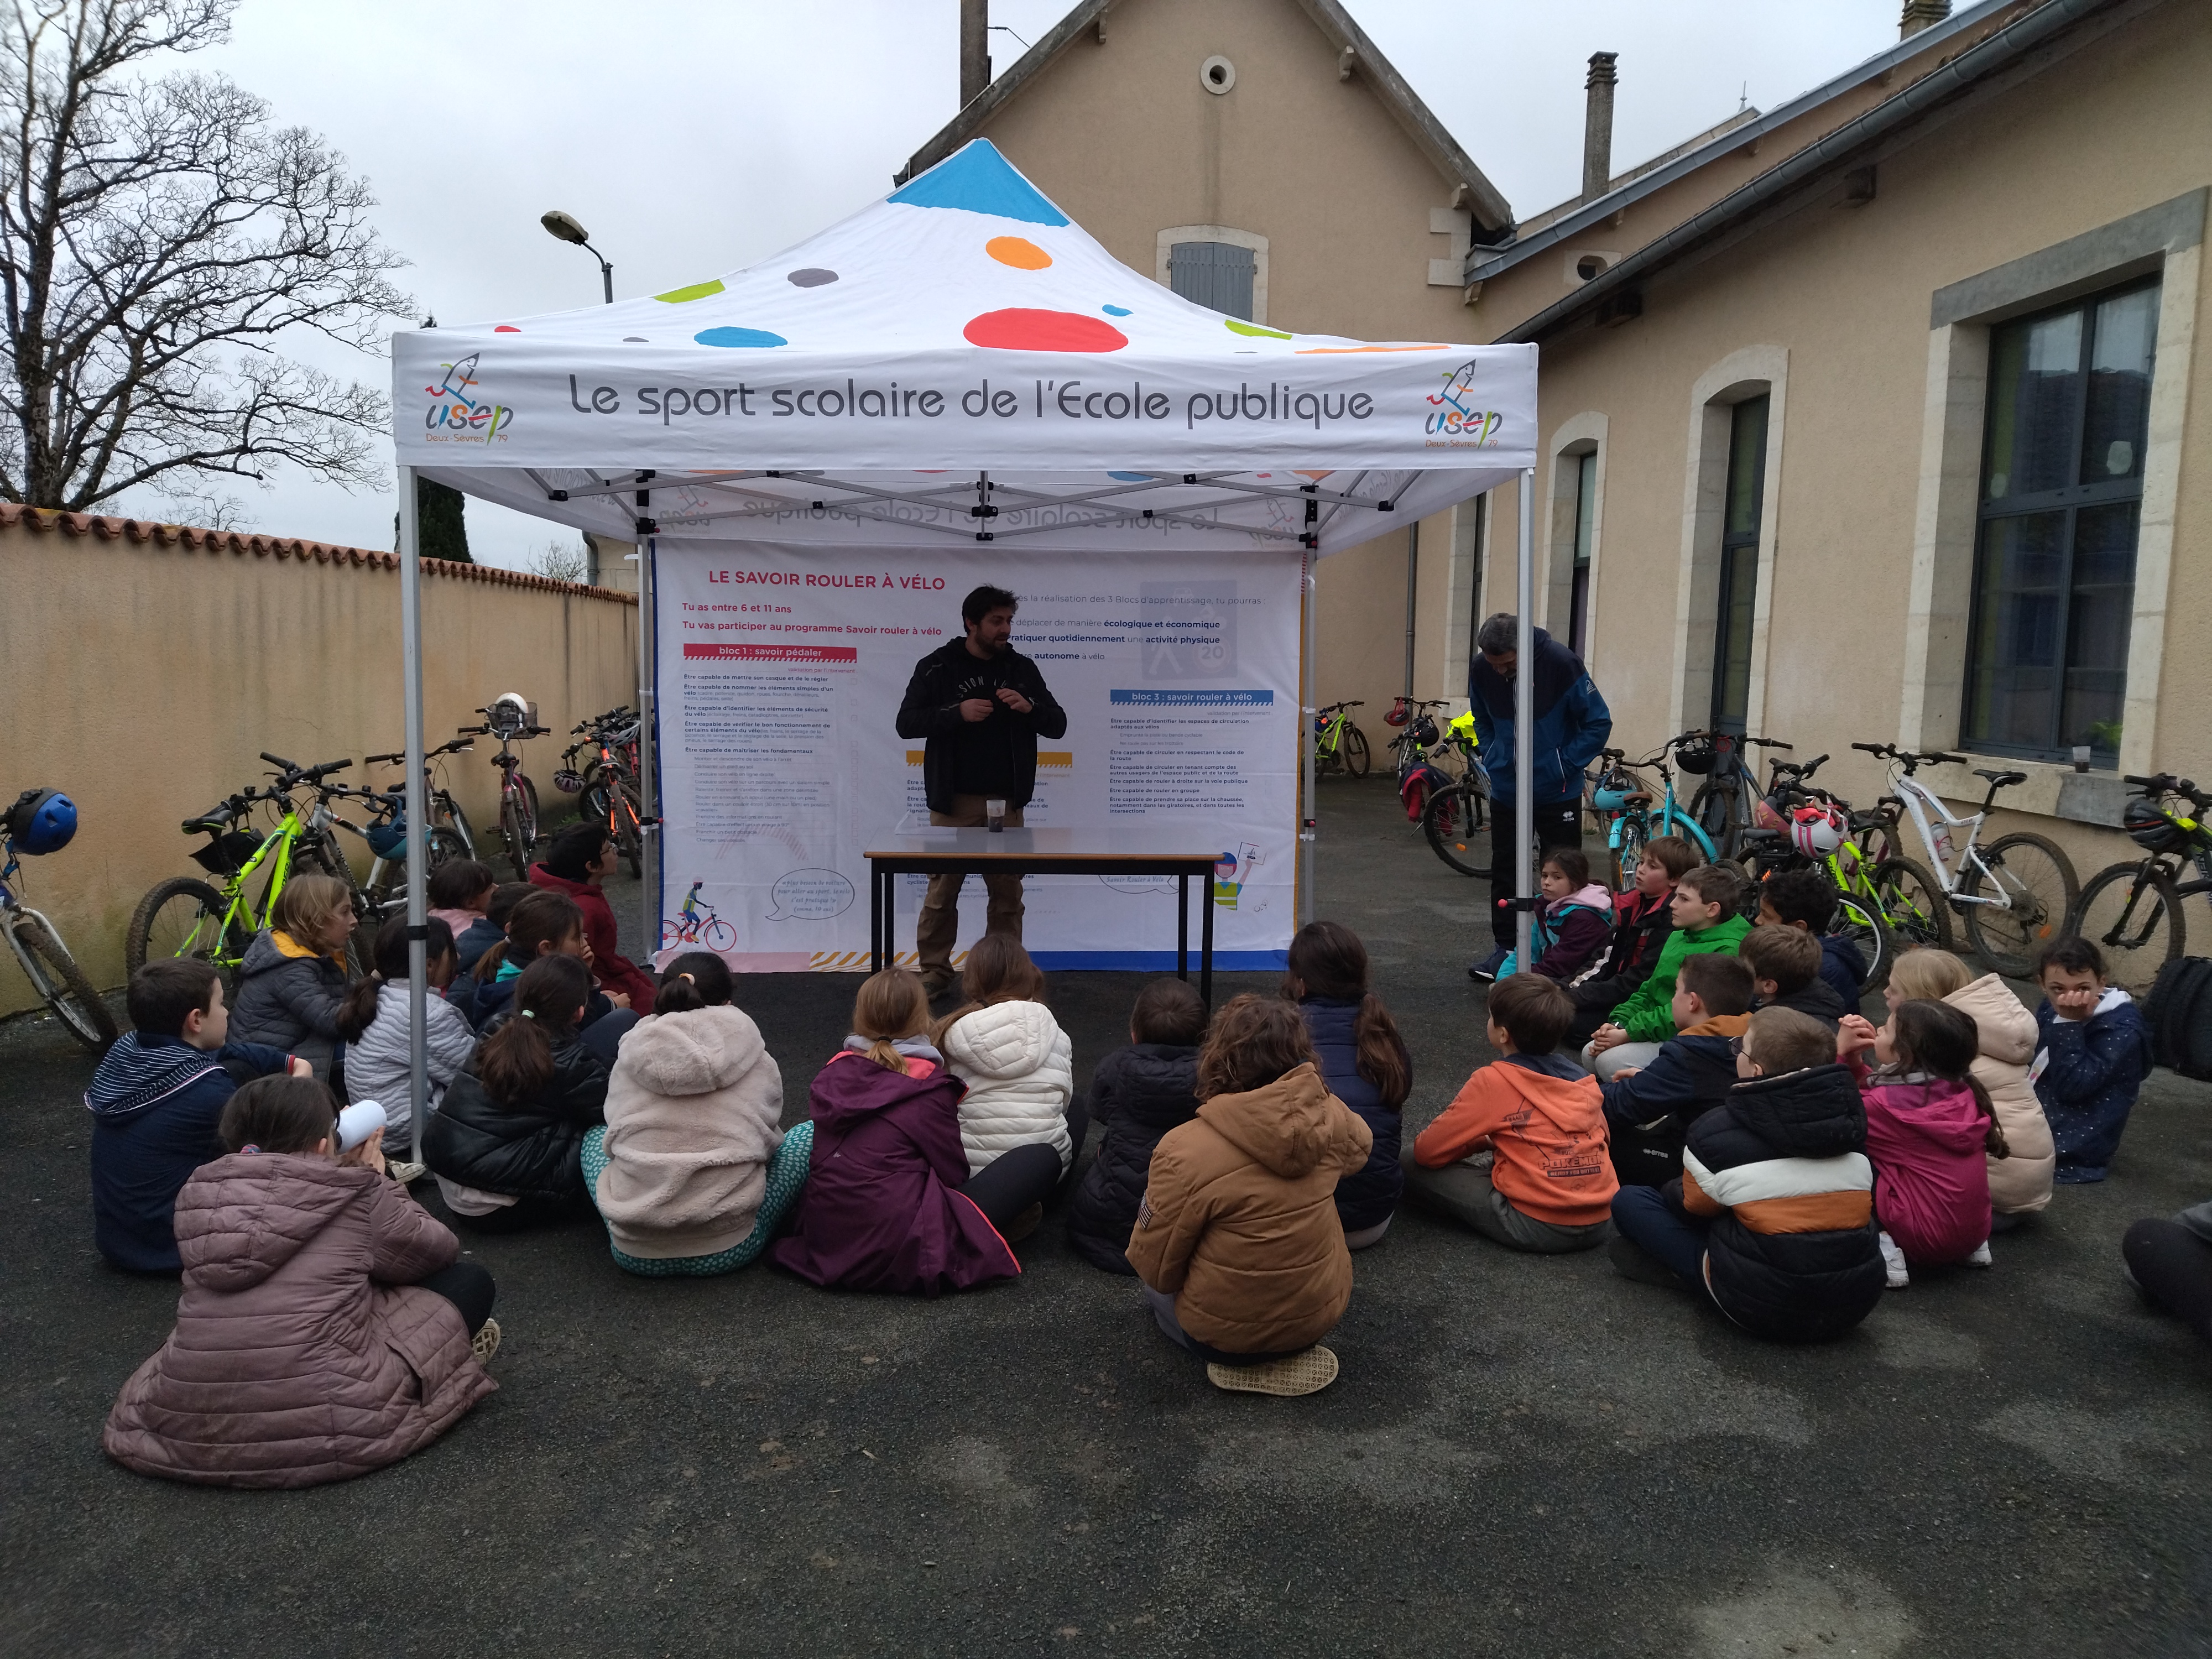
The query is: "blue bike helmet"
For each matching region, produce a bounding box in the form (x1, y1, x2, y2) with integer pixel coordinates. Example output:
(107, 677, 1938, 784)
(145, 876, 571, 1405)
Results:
(4, 788, 77, 855)
(366, 818, 408, 859)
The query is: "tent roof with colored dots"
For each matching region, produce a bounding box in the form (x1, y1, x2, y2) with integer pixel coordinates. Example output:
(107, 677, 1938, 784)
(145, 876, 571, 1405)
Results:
(395, 140, 1535, 555)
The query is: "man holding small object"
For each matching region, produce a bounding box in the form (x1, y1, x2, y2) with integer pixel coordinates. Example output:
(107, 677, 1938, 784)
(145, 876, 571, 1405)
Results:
(897, 585, 1068, 995)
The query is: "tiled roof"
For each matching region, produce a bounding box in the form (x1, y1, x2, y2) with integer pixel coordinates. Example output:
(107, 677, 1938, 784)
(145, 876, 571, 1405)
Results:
(0, 502, 635, 603)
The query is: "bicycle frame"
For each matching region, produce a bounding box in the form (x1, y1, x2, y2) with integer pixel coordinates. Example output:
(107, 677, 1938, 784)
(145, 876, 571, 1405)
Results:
(1890, 774, 2007, 907)
(193, 801, 315, 965)
(1, 855, 77, 984)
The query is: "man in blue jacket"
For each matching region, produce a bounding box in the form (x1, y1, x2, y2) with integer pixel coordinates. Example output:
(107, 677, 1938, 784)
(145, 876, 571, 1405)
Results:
(87, 958, 305, 1271)
(1467, 613, 1613, 980)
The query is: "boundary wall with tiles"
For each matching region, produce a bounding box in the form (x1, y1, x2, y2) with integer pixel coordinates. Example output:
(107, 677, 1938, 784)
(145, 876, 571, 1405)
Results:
(0, 505, 638, 1016)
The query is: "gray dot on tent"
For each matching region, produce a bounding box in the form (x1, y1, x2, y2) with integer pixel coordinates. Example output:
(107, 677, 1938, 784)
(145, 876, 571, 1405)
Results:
(623, 336, 648, 342)
(787, 268, 839, 288)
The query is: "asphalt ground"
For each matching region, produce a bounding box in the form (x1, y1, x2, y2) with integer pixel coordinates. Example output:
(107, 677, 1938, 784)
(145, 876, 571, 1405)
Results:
(4, 779, 2208, 1657)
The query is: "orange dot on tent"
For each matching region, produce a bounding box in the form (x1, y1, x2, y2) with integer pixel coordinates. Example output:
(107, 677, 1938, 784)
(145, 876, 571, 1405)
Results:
(986, 237, 1052, 270)
(964, 309, 1127, 352)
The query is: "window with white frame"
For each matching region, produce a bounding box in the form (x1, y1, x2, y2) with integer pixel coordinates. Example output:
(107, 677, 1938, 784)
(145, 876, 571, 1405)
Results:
(1963, 278, 2160, 765)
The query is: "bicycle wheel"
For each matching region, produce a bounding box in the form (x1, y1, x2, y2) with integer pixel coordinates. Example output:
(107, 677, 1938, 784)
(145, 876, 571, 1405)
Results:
(425, 825, 469, 874)
(1343, 722, 1371, 779)
(1870, 858, 1954, 955)
(128, 877, 245, 978)
(1611, 816, 1649, 893)
(1689, 782, 1739, 860)
(441, 800, 478, 862)
(2072, 861, 2181, 997)
(1830, 891, 1891, 999)
(501, 793, 534, 881)
(12, 915, 117, 1048)
(1422, 781, 1493, 878)
(613, 781, 645, 878)
(705, 917, 736, 951)
(1960, 832, 2079, 978)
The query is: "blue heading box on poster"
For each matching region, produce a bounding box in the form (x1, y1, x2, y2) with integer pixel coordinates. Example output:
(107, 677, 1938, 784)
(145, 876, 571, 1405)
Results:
(1108, 689, 1274, 706)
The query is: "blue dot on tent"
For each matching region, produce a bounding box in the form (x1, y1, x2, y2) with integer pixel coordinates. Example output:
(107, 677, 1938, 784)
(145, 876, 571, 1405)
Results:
(887, 139, 1070, 227)
(693, 327, 788, 348)
(1102, 305, 1131, 316)
(1108, 471, 1151, 482)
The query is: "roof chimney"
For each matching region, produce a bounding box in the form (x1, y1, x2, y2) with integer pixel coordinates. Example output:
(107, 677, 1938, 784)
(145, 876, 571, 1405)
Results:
(1582, 53, 1618, 206)
(961, 0, 992, 107)
(1900, 1, 1951, 38)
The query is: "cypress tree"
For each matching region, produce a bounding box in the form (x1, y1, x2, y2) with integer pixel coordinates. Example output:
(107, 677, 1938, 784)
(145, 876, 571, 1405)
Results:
(394, 476, 472, 563)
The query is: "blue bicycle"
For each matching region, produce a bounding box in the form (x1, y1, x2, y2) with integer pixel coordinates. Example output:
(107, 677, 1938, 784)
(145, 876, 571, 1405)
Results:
(2, 787, 117, 1049)
(1589, 739, 1721, 889)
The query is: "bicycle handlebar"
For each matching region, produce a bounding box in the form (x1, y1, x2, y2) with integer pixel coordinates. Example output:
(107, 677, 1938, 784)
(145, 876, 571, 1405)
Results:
(1852, 741, 1966, 771)
(2127, 772, 2207, 802)
(260, 753, 351, 784)
(1317, 700, 1364, 712)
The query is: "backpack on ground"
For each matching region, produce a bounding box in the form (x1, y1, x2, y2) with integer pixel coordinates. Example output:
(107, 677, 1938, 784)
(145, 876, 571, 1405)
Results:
(2143, 957, 2212, 1081)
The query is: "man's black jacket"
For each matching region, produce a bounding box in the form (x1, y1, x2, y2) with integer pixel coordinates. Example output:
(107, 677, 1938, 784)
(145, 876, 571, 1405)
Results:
(895, 639, 1067, 814)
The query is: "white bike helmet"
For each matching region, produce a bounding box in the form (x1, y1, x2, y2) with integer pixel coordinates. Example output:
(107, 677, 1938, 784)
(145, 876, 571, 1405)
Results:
(488, 692, 532, 739)
(1788, 804, 1846, 858)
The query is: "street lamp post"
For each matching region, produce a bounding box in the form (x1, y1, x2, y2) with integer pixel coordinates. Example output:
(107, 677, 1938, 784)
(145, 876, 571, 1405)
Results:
(540, 210, 613, 304)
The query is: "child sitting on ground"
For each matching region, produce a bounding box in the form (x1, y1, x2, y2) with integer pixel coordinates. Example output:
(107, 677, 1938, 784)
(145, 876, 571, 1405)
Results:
(1742, 922, 1846, 1028)
(423, 954, 612, 1230)
(1287, 920, 1411, 1250)
(581, 952, 806, 1276)
(339, 915, 478, 1170)
(455, 881, 533, 985)
(1127, 994, 1371, 1396)
(935, 937, 1081, 1219)
(1885, 948, 2052, 1225)
(86, 959, 309, 1272)
(2031, 936, 2153, 1184)
(1757, 868, 1864, 1012)
(1839, 998, 2007, 1288)
(1601, 953, 1755, 1188)
(468, 890, 632, 1057)
(1566, 836, 1699, 1048)
(229, 874, 356, 1080)
(1585, 859, 1751, 1079)
(1609, 1006, 1885, 1342)
(1067, 978, 1208, 1275)
(103, 1073, 498, 1488)
(529, 823, 655, 1009)
(1410, 974, 1617, 1252)
(1519, 848, 1614, 983)
(428, 859, 499, 969)
(2123, 1195, 2212, 1349)
(773, 969, 1047, 1293)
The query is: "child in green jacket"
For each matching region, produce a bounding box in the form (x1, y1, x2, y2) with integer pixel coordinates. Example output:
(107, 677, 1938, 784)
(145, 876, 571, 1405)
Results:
(1584, 860, 1750, 1078)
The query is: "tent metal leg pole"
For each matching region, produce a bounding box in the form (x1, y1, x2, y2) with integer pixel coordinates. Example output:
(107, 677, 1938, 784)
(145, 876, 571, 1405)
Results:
(1301, 545, 1318, 927)
(638, 534, 659, 962)
(1514, 468, 1536, 977)
(397, 466, 429, 1153)
(1403, 521, 1418, 703)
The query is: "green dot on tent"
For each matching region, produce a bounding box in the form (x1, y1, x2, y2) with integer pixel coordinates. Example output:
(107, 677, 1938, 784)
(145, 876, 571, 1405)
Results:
(1225, 319, 1292, 340)
(654, 279, 727, 304)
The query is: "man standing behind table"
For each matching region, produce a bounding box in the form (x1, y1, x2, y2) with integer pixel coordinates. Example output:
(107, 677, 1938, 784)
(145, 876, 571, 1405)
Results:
(896, 585, 1068, 996)
(1467, 612, 1613, 982)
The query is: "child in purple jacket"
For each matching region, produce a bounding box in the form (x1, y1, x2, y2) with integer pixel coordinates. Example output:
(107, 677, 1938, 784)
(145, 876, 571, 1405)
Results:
(1840, 998, 2008, 1290)
(773, 969, 1057, 1296)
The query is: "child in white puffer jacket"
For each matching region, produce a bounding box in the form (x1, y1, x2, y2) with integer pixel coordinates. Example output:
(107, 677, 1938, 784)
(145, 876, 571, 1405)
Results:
(934, 935, 1082, 1176)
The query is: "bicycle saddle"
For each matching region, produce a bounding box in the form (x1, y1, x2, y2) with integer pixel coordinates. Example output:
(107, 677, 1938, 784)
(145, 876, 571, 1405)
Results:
(181, 811, 231, 834)
(1621, 791, 1652, 806)
(1974, 768, 2028, 787)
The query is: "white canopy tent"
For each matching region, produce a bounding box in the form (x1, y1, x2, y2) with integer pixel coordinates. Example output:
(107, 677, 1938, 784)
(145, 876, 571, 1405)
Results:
(385, 140, 1540, 1121)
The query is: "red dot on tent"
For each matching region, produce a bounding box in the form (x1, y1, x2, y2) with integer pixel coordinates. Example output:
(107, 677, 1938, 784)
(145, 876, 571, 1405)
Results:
(963, 309, 1127, 353)
(494, 325, 520, 333)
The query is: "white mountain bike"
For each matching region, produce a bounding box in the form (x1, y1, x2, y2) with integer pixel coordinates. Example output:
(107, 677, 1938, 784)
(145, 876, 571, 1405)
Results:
(1848, 743, 2079, 978)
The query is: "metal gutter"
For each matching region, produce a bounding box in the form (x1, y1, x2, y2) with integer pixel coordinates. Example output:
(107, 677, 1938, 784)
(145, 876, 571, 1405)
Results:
(1497, 0, 2125, 345)
(1468, 0, 2030, 285)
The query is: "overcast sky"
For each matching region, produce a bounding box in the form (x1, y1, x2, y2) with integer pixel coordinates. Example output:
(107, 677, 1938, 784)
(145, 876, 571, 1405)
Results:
(124, 0, 1920, 570)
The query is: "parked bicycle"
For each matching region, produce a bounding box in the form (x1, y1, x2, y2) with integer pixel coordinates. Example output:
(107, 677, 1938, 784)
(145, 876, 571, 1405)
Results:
(662, 880, 735, 951)
(1678, 731, 1796, 860)
(461, 694, 547, 880)
(1847, 743, 2078, 978)
(1420, 712, 1495, 877)
(333, 779, 475, 920)
(558, 706, 645, 878)
(127, 753, 374, 982)
(1311, 699, 1370, 779)
(1587, 737, 1722, 889)
(2069, 773, 2212, 995)
(1734, 753, 1908, 993)
(361, 736, 478, 867)
(2, 787, 117, 1049)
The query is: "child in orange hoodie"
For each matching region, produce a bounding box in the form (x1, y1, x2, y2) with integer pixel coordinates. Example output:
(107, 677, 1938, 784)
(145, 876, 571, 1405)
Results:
(1407, 974, 1618, 1251)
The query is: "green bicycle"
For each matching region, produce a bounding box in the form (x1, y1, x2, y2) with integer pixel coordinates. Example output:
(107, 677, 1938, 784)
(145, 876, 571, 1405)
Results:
(126, 753, 366, 981)
(1311, 699, 1370, 779)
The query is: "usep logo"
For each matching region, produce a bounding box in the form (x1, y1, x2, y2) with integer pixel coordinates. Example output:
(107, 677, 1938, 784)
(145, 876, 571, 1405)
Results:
(424, 353, 515, 440)
(1425, 359, 1503, 444)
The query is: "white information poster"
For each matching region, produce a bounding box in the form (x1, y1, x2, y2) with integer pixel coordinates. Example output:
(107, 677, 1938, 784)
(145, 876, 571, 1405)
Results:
(654, 542, 1302, 972)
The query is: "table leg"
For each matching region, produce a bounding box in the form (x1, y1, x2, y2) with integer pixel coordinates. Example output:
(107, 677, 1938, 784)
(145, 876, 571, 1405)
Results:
(1200, 873, 1214, 1008)
(869, 863, 881, 972)
(1178, 874, 1190, 980)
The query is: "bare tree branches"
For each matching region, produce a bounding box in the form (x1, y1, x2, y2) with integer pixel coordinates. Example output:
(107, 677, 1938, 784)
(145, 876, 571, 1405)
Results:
(0, 0, 411, 515)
